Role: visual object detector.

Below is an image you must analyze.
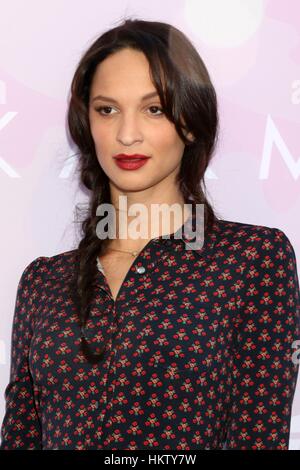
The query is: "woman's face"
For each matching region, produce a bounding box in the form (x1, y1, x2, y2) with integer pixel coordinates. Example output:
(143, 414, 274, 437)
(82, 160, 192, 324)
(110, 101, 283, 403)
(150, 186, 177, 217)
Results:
(88, 48, 192, 197)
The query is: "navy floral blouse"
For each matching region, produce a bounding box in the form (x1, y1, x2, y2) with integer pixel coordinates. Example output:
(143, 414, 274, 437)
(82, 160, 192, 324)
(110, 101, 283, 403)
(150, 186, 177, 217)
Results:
(1, 204, 300, 450)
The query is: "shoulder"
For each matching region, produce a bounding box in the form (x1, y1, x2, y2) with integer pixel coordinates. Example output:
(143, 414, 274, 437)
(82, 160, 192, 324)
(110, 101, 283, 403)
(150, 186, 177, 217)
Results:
(213, 217, 295, 258)
(211, 218, 298, 277)
(22, 249, 79, 282)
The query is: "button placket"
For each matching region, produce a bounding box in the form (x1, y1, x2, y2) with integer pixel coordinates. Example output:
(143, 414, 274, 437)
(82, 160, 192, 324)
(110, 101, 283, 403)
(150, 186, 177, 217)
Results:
(136, 266, 146, 274)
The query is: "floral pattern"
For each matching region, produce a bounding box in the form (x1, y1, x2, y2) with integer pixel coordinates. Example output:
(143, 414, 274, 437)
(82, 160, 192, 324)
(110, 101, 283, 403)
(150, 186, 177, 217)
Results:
(1, 205, 300, 450)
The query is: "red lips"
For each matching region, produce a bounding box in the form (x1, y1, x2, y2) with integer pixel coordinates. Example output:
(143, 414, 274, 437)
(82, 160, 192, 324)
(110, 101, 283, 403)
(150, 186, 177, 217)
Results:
(113, 154, 151, 171)
(114, 154, 150, 160)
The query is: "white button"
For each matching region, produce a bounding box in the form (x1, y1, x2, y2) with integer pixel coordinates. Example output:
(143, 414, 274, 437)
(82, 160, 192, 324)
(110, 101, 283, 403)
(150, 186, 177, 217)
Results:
(136, 266, 146, 274)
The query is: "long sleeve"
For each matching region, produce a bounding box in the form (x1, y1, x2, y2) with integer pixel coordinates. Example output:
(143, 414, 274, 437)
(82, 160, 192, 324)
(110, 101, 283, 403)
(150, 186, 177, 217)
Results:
(0, 257, 46, 450)
(224, 228, 300, 450)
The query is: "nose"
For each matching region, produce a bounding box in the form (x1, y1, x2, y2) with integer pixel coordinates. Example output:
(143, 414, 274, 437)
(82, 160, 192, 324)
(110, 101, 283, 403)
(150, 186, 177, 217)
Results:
(116, 113, 143, 146)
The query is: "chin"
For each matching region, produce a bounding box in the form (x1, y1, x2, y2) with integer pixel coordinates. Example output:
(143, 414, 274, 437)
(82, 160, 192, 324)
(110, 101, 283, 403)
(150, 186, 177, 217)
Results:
(110, 175, 157, 192)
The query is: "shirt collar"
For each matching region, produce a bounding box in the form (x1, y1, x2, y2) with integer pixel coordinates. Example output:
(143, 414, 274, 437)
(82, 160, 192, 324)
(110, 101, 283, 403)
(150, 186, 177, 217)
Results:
(151, 198, 219, 260)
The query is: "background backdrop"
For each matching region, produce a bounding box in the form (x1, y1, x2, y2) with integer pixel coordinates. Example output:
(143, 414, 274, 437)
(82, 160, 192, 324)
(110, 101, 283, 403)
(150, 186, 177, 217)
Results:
(0, 0, 299, 448)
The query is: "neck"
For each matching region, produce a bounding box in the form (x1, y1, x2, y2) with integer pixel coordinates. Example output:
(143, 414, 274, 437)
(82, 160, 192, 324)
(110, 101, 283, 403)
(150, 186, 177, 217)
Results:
(105, 191, 190, 253)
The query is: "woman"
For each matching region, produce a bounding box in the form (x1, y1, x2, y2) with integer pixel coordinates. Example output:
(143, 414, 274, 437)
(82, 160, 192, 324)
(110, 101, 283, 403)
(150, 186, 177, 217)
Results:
(1, 18, 299, 450)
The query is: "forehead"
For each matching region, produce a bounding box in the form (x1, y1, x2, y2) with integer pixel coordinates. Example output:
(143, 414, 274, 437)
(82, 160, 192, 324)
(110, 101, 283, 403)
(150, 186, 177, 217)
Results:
(90, 90, 160, 106)
(90, 49, 154, 94)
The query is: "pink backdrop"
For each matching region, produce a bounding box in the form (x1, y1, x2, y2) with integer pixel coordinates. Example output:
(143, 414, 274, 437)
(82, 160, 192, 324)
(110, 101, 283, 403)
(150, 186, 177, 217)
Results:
(0, 0, 299, 448)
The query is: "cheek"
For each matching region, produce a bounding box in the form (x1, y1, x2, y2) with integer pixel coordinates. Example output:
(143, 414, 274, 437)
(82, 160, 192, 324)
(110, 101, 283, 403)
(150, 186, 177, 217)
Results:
(154, 131, 184, 163)
(91, 127, 113, 161)
(88, 124, 110, 166)
(152, 124, 183, 149)
(90, 124, 106, 146)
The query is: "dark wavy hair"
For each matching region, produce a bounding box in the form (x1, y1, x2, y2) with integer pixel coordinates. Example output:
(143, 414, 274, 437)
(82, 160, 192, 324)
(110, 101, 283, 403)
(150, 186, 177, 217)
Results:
(66, 17, 220, 365)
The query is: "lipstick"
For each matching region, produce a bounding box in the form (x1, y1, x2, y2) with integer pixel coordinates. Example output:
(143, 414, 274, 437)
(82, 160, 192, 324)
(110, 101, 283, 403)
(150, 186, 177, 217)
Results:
(113, 154, 151, 171)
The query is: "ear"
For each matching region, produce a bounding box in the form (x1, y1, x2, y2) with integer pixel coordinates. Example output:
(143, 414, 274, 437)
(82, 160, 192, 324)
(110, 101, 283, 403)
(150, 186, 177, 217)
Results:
(180, 116, 195, 143)
(184, 130, 195, 143)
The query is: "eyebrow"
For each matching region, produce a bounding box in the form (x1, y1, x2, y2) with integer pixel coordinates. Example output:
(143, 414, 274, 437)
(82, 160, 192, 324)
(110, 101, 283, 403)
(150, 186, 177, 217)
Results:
(91, 91, 159, 104)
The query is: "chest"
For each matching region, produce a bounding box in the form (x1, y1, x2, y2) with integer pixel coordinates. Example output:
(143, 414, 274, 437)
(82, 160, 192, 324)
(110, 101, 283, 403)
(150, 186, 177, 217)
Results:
(97, 253, 137, 301)
(30, 250, 238, 391)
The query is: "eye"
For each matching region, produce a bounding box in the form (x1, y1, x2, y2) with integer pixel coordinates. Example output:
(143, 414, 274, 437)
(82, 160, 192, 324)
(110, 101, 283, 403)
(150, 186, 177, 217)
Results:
(94, 105, 164, 117)
(147, 105, 164, 116)
(95, 106, 116, 116)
